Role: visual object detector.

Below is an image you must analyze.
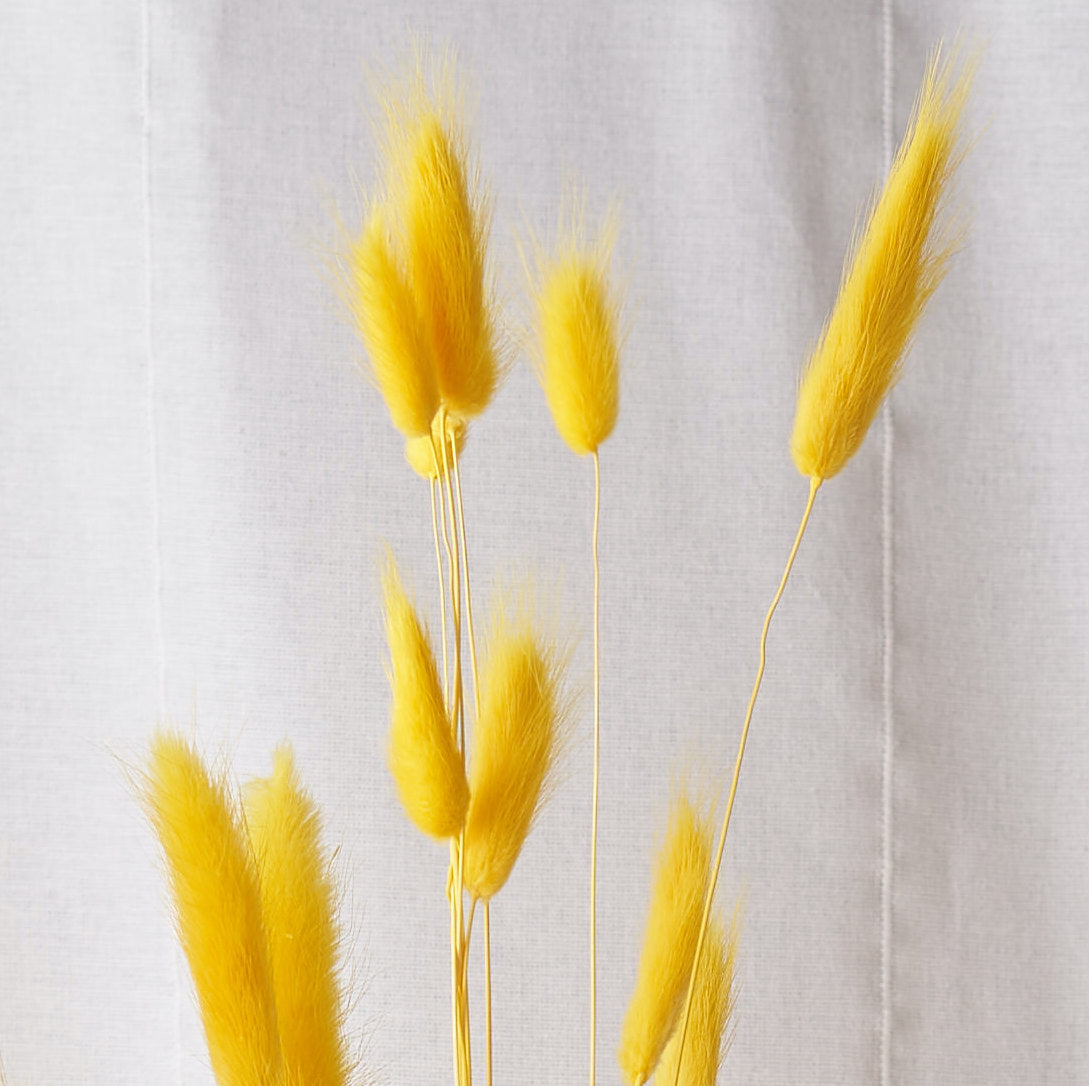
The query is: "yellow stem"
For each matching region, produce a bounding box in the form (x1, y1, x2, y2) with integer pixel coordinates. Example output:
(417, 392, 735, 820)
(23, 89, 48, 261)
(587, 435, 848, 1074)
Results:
(589, 450, 601, 1086)
(431, 473, 450, 705)
(671, 475, 822, 1086)
(483, 900, 493, 1086)
(439, 412, 472, 1086)
(448, 845, 463, 1086)
(431, 427, 458, 716)
(451, 432, 481, 721)
(439, 412, 465, 757)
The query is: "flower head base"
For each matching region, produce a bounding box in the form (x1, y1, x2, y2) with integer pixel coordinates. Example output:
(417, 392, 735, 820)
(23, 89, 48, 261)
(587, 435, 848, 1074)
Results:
(791, 46, 973, 481)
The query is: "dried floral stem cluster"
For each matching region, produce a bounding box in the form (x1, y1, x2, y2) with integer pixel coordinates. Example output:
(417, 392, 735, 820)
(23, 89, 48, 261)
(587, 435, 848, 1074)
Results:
(140, 40, 972, 1086)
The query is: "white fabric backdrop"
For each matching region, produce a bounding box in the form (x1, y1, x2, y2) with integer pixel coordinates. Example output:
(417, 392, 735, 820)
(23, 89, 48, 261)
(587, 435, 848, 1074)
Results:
(3, 2, 1088, 1083)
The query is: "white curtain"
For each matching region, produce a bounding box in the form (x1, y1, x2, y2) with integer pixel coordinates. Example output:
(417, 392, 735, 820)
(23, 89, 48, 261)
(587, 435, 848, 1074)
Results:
(3, 2, 1088, 1082)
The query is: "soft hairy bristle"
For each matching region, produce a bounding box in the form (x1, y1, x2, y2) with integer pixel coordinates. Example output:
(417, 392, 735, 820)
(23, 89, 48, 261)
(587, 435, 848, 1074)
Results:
(245, 747, 352, 1086)
(618, 791, 713, 1086)
(533, 214, 622, 455)
(144, 732, 281, 1086)
(462, 591, 567, 900)
(346, 206, 438, 438)
(653, 907, 740, 1086)
(382, 64, 499, 420)
(791, 45, 973, 481)
(383, 556, 469, 839)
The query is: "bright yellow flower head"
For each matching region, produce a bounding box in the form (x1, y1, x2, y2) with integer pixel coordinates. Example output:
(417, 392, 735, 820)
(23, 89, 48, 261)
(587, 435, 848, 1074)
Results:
(530, 206, 622, 456)
(791, 46, 973, 480)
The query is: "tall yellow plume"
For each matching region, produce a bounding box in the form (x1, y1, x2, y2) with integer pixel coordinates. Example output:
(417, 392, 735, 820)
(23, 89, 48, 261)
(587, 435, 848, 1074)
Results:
(462, 590, 567, 900)
(382, 60, 499, 419)
(144, 732, 282, 1086)
(791, 46, 973, 481)
(530, 206, 621, 455)
(618, 791, 712, 1086)
(346, 205, 438, 438)
(383, 555, 469, 839)
(654, 907, 740, 1086)
(245, 747, 352, 1086)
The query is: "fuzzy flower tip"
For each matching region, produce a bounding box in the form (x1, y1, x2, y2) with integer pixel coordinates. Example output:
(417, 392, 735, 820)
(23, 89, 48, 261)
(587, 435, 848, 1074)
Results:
(462, 589, 568, 900)
(381, 60, 500, 421)
(383, 556, 469, 839)
(144, 732, 281, 1086)
(791, 45, 974, 481)
(618, 790, 713, 1086)
(654, 907, 740, 1086)
(346, 205, 439, 438)
(532, 210, 622, 456)
(245, 747, 352, 1086)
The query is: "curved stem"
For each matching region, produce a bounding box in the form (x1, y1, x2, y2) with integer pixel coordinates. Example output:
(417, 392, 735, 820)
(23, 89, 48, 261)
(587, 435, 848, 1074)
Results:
(671, 476, 822, 1086)
(589, 451, 601, 1086)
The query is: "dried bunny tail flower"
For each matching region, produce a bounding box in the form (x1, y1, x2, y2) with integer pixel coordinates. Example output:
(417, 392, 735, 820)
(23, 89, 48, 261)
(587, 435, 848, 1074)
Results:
(245, 747, 353, 1086)
(462, 584, 570, 900)
(791, 44, 974, 481)
(527, 197, 622, 456)
(383, 554, 469, 839)
(405, 413, 468, 480)
(654, 903, 741, 1086)
(345, 203, 438, 438)
(143, 732, 282, 1086)
(378, 52, 501, 421)
(618, 788, 713, 1086)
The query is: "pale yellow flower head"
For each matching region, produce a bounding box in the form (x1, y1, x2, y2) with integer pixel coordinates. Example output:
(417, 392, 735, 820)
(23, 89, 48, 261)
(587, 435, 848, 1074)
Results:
(529, 202, 622, 456)
(462, 585, 570, 900)
(143, 733, 282, 1086)
(618, 788, 713, 1086)
(380, 56, 501, 421)
(346, 204, 439, 438)
(382, 555, 469, 839)
(791, 46, 974, 480)
(245, 747, 352, 1086)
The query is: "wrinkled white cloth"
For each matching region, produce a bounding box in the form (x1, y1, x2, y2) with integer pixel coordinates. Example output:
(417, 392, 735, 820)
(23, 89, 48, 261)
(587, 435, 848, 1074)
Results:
(3, 2, 1088, 1083)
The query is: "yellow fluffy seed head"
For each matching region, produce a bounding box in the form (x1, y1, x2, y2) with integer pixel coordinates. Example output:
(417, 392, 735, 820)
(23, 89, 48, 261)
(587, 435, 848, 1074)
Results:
(383, 556, 469, 839)
(532, 210, 622, 455)
(382, 62, 499, 420)
(654, 906, 740, 1086)
(245, 747, 352, 1086)
(791, 45, 973, 481)
(144, 732, 281, 1086)
(618, 790, 713, 1086)
(346, 205, 439, 438)
(405, 412, 468, 480)
(462, 591, 568, 900)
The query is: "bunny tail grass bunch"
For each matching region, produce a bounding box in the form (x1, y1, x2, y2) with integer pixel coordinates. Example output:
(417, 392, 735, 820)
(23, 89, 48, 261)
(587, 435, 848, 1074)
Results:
(143, 733, 355, 1086)
(135, 33, 974, 1086)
